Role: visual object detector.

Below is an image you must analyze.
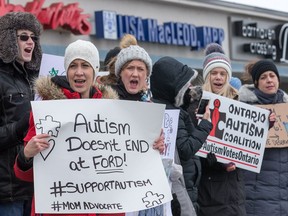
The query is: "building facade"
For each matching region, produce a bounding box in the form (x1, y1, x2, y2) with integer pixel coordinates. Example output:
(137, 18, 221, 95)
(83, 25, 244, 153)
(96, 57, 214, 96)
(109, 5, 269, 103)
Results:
(4, 0, 288, 89)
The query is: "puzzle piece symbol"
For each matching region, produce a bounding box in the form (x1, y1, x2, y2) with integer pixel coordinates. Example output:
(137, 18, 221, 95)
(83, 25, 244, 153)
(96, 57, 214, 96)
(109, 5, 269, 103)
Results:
(142, 191, 165, 208)
(40, 139, 55, 161)
(35, 115, 61, 137)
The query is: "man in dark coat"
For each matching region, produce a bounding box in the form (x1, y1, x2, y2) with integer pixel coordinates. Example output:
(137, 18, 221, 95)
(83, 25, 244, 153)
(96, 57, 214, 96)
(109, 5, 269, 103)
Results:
(0, 12, 42, 216)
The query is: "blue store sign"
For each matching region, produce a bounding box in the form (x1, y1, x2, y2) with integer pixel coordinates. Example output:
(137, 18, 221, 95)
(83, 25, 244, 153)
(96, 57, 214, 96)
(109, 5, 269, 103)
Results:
(95, 11, 225, 50)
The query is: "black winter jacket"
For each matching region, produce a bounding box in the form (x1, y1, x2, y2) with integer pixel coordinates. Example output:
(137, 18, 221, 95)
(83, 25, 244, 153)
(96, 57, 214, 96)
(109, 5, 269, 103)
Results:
(150, 56, 213, 210)
(198, 93, 246, 216)
(154, 99, 212, 205)
(0, 59, 36, 203)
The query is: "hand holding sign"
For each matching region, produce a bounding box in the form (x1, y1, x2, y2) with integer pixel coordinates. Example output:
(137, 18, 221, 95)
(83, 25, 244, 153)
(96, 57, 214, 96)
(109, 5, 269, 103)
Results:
(24, 133, 51, 159)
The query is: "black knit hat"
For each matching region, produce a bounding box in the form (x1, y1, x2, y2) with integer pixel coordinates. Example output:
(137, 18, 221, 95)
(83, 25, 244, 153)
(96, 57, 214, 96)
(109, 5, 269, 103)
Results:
(251, 60, 280, 85)
(104, 46, 121, 70)
(0, 12, 42, 70)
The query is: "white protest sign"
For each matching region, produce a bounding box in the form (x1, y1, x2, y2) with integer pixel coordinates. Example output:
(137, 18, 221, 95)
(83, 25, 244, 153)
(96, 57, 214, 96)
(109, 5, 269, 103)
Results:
(162, 110, 180, 160)
(31, 99, 172, 214)
(35, 54, 65, 100)
(39, 53, 65, 77)
(196, 91, 270, 173)
(161, 109, 180, 216)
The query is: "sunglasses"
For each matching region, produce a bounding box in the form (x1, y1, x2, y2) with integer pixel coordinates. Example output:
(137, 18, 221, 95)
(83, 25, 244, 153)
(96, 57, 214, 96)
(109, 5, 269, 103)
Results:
(17, 34, 38, 42)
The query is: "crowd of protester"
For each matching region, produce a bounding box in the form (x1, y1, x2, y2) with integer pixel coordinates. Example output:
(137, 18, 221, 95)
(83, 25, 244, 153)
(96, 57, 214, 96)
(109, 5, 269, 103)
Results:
(1, 11, 287, 216)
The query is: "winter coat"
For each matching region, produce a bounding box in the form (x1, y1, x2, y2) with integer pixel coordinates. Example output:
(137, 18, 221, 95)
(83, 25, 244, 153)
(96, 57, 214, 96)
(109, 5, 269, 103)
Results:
(150, 56, 213, 213)
(198, 90, 246, 216)
(239, 84, 288, 216)
(13, 75, 123, 216)
(0, 59, 36, 203)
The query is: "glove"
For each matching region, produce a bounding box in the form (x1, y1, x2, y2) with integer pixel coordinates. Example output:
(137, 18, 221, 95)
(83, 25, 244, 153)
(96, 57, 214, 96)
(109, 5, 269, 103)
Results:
(268, 109, 276, 129)
(15, 112, 30, 140)
(171, 193, 181, 216)
(206, 152, 217, 167)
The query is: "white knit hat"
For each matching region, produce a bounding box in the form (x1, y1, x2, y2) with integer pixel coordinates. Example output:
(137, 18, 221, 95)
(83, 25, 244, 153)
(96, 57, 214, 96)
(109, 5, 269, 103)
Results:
(64, 40, 99, 78)
(202, 43, 232, 81)
(115, 45, 152, 77)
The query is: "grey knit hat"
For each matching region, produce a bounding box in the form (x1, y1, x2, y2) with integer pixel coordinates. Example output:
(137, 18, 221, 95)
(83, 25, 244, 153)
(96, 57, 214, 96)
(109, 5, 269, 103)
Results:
(0, 12, 42, 71)
(115, 45, 152, 77)
(64, 40, 99, 78)
(202, 43, 232, 81)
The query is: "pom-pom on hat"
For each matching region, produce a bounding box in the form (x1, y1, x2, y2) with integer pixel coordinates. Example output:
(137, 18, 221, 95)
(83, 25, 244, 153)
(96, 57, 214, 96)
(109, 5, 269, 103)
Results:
(115, 45, 152, 78)
(64, 40, 99, 78)
(251, 59, 280, 85)
(0, 12, 42, 71)
(229, 77, 242, 90)
(202, 43, 232, 81)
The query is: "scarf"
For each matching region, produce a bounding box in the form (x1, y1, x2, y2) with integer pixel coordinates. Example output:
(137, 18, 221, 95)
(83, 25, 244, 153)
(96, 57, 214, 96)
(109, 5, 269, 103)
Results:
(112, 79, 147, 101)
(253, 88, 284, 104)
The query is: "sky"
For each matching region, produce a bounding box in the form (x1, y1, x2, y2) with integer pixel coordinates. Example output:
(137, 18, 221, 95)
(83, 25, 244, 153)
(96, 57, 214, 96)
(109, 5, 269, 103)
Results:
(220, 0, 288, 13)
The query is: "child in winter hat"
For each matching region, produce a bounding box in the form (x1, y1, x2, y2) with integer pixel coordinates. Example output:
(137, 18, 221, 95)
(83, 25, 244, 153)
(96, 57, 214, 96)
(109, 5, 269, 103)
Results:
(0, 11, 42, 71)
(115, 45, 152, 78)
(64, 39, 100, 80)
(202, 43, 232, 81)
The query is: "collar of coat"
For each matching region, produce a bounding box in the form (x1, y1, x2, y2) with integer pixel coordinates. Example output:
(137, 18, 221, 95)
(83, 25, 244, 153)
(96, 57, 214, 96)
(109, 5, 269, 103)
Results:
(34, 76, 119, 100)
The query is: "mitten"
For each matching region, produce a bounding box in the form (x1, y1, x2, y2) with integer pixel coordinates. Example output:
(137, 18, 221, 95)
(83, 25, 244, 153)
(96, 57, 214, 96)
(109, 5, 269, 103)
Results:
(171, 193, 181, 216)
(206, 152, 217, 167)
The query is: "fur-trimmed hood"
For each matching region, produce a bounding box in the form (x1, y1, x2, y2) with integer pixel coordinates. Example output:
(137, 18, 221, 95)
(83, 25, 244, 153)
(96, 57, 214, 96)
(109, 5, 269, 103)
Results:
(34, 76, 119, 100)
(189, 86, 203, 103)
(239, 84, 288, 104)
(0, 12, 42, 71)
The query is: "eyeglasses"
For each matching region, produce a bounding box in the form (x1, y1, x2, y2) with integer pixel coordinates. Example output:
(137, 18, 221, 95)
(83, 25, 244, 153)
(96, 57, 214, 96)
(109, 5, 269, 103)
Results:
(17, 35, 38, 42)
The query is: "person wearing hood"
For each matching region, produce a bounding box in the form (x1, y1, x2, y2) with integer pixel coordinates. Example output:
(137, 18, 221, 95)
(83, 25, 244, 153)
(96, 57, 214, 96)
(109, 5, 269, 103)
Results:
(150, 56, 213, 215)
(0, 11, 42, 216)
(13, 39, 123, 216)
(197, 43, 246, 216)
(239, 59, 287, 216)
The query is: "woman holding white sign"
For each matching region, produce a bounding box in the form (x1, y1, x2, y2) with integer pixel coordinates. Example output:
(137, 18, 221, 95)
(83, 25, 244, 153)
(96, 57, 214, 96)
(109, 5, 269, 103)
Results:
(239, 59, 287, 216)
(197, 43, 246, 216)
(112, 35, 168, 216)
(14, 40, 125, 216)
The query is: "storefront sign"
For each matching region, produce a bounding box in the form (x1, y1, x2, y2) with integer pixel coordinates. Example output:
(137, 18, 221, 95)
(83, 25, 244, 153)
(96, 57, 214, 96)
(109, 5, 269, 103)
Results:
(0, 0, 91, 35)
(231, 18, 288, 63)
(95, 10, 225, 50)
(234, 21, 277, 60)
